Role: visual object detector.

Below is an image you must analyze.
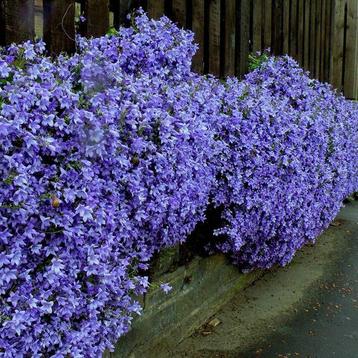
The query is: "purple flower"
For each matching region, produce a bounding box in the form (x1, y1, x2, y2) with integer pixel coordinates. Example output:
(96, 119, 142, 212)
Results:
(160, 283, 172, 294)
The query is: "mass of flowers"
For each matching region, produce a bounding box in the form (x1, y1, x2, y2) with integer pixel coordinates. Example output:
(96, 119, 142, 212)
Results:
(0, 10, 357, 357)
(211, 57, 358, 270)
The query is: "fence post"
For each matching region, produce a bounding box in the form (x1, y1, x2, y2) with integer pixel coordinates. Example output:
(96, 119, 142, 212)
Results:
(224, 0, 236, 76)
(208, 0, 221, 76)
(172, 0, 187, 28)
(192, 0, 205, 73)
(82, 0, 110, 37)
(330, 0, 345, 92)
(43, 0, 75, 55)
(147, 0, 164, 19)
(236, 0, 250, 78)
(252, 0, 262, 53)
(272, 0, 283, 55)
(0, 0, 34, 46)
(344, 0, 358, 99)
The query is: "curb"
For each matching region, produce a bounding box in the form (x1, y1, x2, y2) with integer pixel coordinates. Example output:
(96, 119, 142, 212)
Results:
(109, 254, 263, 357)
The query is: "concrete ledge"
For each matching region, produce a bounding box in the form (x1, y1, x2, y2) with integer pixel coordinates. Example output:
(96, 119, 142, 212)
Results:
(109, 254, 263, 357)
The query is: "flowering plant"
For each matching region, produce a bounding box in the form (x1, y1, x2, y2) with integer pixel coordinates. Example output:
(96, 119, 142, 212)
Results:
(211, 56, 358, 270)
(0, 12, 219, 357)
(0, 10, 357, 357)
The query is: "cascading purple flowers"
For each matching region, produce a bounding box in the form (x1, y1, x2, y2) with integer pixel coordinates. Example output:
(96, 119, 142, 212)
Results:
(0, 9, 357, 357)
(211, 56, 358, 270)
(0, 13, 219, 357)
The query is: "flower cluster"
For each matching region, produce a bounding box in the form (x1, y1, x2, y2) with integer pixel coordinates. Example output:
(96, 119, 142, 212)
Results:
(0, 9, 357, 357)
(211, 56, 358, 270)
(0, 12, 219, 357)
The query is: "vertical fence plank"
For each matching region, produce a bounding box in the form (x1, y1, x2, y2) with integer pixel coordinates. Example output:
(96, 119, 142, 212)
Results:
(272, 0, 283, 55)
(282, 0, 289, 54)
(319, 0, 326, 80)
(224, 0, 236, 76)
(331, 0, 345, 91)
(289, 0, 298, 57)
(208, 0, 221, 76)
(297, 0, 304, 65)
(303, 0, 310, 68)
(34, 0, 43, 39)
(344, 0, 358, 99)
(324, 0, 332, 82)
(82, 0, 109, 37)
(252, 0, 262, 53)
(263, 0, 272, 50)
(192, 0, 205, 73)
(172, 0, 187, 27)
(309, 0, 316, 75)
(43, 0, 75, 55)
(314, 0, 322, 79)
(236, 0, 250, 77)
(147, 0, 164, 19)
(0, 0, 34, 45)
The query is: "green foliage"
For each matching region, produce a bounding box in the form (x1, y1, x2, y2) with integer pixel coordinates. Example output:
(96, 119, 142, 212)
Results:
(248, 52, 270, 71)
(107, 27, 119, 36)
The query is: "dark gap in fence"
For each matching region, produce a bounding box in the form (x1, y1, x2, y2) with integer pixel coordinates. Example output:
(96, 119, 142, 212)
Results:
(186, 0, 193, 29)
(164, 0, 172, 16)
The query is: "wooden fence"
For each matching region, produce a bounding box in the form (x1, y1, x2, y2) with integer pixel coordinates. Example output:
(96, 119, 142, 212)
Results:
(0, 0, 357, 99)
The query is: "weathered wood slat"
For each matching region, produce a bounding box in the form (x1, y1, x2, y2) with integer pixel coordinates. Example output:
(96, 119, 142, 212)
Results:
(43, 0, 75, 55)
(309, 0, 316, 75)
(192, 0, 205, 73)
(82, 0, 109, 37)
(331, 0, 345, 91)
(314, 0, 322, 79)
(344, 0, 358, 99)
(147, 0, 165, 19)
(290, 0, 298, 58)
(297, 0, 304, 65)
(303, 0, 310, 68)
(263, 0, 272, 49)
(0, 0, 34, 45)
(172, 0, 186, 28)
(252, 0, 262, 53)
(236, 0, 250, 77)
(272, 0, 283, 55)
(320, 0, 326, 81)
(282, 0, 289, 54)
(208, 0, 221, 76)
(224, 0, 236, 76)
(324, 0, 332, 82)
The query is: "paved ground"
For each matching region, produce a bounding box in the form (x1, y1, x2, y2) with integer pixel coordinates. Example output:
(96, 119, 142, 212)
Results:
(170, 200, 358, 358)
